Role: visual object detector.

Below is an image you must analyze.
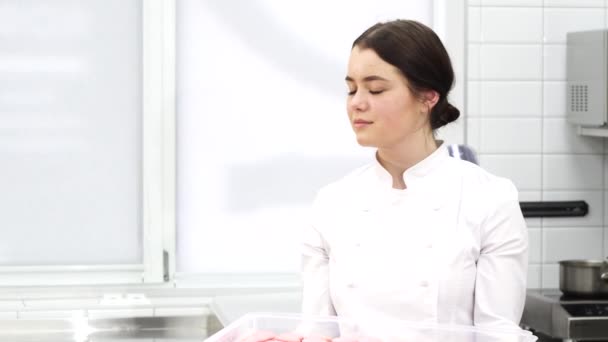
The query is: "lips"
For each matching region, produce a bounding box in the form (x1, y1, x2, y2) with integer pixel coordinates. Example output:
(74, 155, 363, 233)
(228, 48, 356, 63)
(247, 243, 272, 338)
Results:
(353, 119, 373, 128)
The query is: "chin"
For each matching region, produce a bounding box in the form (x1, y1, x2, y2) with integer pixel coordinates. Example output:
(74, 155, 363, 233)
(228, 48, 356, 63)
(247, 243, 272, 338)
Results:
(355, 136, 376, 147)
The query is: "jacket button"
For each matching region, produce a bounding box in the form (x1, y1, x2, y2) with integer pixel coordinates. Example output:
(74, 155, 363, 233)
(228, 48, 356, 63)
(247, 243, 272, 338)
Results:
(347, 282, 356, 288)
(420, 280, 429, 287)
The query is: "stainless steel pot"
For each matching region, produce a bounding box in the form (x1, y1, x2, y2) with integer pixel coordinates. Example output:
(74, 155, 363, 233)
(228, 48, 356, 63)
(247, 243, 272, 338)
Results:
(559, 259, 608, 297)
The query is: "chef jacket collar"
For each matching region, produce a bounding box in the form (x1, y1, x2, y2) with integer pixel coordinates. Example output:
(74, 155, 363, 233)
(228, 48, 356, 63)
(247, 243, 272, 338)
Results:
(345, 140, 452, 212)
(373, 140, 449, 191)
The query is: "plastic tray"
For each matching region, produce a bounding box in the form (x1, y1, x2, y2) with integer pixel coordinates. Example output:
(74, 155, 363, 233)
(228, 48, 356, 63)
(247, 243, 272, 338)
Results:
(205, 313, 538, 342)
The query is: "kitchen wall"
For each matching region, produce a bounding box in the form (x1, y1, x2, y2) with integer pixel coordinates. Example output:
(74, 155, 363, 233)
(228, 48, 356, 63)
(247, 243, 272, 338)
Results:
(466, 0, 608, 289)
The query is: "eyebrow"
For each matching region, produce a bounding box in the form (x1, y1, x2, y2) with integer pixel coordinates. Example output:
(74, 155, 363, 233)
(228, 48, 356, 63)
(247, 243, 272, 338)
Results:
(345, 75, 390, 82)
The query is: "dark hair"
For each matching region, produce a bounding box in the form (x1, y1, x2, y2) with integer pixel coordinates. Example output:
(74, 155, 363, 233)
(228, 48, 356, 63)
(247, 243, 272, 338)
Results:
(352, 20, 459, 130)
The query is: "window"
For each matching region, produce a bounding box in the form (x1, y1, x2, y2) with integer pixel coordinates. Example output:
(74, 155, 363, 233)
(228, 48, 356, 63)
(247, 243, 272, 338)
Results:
(175, 0, 464, 285)
(0, 0, 463, 287)
(0, 0, 174, 285)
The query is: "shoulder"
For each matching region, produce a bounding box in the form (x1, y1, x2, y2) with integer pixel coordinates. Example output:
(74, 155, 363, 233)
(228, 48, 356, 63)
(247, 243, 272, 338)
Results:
(449, 159, 524, 238)
(445, 157, 519, 209)
(446, 159, 526, 240)
(453, 157, 517, 194)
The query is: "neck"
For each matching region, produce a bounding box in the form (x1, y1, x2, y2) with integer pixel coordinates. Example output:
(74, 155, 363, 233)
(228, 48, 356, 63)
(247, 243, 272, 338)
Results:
(377, 132, 438, 190)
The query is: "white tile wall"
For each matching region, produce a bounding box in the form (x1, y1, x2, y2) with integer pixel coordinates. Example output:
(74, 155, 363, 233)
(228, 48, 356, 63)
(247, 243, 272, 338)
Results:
(479, 0, 542, 6)
(544, 0, 605, 7)
(467, 81, 480, 116)
(542, 264, 560, 288)
(466, 118, 481, 150)
(543, 228, 604, 262)
(543, 155, 603, 190)
(480, 82, 542, 117)
(528, 228, 541, 263)
(543, 8, 605, 43)
(481, 8, 543, 42)
(469, 7, 481, 42)
(543, 45, 567, 80)
(480, 45, 542, 79)
(527, 265, 541, 289)
(543, 118, 605, 154)
(605, 226, 608, 257)
(468, 1, 608, 289)
(479, 118, 542, 153)
(468, 44, 481, 79)
(543, 82, 567, 116)
(478, 155, 541, 190)
(605, 158, 608, 188)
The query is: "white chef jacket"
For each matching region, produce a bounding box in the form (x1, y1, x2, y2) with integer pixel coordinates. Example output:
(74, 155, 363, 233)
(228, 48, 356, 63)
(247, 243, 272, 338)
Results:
(301, 142, 528, 329)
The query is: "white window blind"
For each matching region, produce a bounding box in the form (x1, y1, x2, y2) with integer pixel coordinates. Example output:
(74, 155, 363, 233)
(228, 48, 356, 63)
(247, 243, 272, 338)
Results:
(0, 1, 143, 266)
(176, 0, 438, 274)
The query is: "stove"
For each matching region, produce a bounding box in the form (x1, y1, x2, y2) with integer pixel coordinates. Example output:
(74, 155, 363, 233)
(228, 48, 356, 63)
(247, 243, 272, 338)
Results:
(521, 289, 608, 341)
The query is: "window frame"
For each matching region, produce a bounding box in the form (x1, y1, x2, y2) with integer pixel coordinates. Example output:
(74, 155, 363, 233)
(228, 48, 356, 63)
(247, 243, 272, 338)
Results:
(0, 0, 176, 286)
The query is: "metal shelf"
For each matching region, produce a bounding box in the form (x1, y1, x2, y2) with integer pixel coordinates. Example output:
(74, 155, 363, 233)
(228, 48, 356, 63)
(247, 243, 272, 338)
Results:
(578, 126, 608, 137)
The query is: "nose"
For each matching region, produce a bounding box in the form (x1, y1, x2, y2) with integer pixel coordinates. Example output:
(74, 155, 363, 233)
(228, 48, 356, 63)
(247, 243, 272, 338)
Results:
(348, 91, 369, 113)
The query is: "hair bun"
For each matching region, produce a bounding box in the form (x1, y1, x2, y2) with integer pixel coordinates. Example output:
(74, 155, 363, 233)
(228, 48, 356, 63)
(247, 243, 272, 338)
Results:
(443, 103, 460, 123)
(431, 101, 460, 130)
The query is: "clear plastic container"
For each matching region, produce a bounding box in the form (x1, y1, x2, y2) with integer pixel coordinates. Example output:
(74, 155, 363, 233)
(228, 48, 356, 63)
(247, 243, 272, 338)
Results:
(205, 313, 538, 342)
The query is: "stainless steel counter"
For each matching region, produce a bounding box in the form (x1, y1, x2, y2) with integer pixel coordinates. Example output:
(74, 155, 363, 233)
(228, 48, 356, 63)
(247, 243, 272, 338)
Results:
(0, 315, 217, 342)
(0, 286, 306, 342)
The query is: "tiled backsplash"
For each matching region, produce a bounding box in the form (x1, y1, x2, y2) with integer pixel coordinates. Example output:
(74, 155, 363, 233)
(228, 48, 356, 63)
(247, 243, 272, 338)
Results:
(466, 0, 608, 289)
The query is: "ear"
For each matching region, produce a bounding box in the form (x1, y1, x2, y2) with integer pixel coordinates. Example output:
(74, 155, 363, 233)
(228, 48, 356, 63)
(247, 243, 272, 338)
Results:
(421, 90, 440, 111)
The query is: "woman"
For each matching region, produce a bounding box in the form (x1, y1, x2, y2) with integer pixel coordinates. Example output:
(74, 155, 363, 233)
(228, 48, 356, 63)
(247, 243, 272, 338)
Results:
(301, 20, 528, 329)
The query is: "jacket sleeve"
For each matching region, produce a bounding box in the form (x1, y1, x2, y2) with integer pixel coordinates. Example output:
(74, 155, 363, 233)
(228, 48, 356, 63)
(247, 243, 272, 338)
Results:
(300, 192, 336, 317)
(474, 179, 528, 329)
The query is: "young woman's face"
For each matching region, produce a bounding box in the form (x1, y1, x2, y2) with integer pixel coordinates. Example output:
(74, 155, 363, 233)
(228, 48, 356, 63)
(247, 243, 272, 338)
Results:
(346, 46, 429, 148)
